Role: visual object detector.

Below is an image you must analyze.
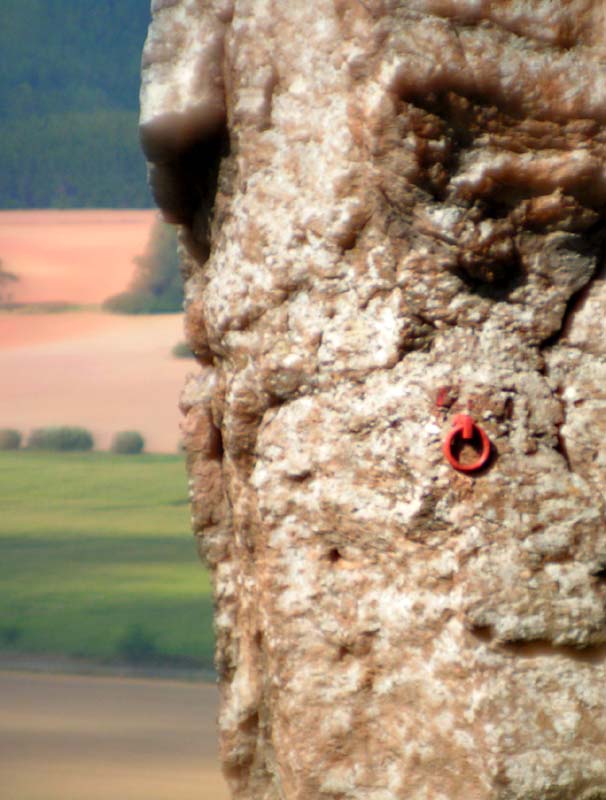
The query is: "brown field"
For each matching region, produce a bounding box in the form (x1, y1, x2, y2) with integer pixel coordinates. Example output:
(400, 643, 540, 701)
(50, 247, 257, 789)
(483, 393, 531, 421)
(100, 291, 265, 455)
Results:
(0, 209, 196, 453)
(0, 671, 230, 800)
(0, 209, 157, 304)
(0, 311, 194, 453)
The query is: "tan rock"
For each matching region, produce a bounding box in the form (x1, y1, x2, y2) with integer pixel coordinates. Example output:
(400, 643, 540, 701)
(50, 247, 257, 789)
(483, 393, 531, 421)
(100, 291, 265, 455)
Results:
(141, 2, 606, 798)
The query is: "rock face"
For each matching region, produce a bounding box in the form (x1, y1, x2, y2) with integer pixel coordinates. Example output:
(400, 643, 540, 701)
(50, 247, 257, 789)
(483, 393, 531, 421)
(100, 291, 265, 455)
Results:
(140, 2, 606, 798)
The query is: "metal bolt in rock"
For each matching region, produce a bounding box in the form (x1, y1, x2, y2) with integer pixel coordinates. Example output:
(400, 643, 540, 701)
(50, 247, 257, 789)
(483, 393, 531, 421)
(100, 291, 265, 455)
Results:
(140, 2, 606, 798)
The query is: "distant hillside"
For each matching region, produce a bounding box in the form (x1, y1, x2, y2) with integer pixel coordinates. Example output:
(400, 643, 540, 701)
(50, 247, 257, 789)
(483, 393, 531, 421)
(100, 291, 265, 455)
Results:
(0, 0, 153, 208)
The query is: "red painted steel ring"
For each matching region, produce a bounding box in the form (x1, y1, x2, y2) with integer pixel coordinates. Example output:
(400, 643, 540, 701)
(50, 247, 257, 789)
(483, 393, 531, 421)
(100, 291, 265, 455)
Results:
(443, 418, 491, 473)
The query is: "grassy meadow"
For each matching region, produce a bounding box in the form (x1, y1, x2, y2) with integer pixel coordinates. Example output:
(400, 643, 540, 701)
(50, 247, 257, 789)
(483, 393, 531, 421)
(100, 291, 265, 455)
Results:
(0, 450, 215, 670)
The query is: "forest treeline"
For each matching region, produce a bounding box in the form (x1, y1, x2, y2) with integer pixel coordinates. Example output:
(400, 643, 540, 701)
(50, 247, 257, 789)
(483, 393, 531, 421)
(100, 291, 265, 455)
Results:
(0, 0, 153, 208)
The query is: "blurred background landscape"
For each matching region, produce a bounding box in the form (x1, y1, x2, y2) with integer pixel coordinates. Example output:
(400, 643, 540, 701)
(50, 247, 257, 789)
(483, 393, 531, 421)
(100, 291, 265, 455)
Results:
(1, 0, 152, 209)
(0, 2, 228, 798)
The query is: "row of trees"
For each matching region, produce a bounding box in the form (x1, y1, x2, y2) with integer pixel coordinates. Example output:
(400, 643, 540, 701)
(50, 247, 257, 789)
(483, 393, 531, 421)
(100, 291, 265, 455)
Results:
(0, 426, 145, 454)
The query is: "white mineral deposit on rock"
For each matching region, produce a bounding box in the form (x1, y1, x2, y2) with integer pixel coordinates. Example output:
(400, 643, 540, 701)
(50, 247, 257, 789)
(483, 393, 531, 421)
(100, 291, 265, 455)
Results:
(141, 2, 606, 798)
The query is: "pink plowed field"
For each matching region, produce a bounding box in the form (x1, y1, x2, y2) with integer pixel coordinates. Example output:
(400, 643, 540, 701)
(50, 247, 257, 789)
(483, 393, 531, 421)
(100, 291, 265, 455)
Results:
(0, 211, 196, 453)
(0, 209, 156, 304)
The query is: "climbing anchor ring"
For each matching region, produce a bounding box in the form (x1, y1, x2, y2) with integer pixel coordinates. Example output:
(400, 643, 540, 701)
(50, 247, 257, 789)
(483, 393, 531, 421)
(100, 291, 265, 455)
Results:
(443, 413, 491, 473)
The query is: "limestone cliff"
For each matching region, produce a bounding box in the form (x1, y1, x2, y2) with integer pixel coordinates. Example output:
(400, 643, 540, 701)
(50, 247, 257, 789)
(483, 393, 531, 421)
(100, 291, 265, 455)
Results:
(141, 2, 606, 798)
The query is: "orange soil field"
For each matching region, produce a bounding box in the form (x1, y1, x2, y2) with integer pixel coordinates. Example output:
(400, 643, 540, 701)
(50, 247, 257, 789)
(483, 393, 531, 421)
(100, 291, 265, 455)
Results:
(0, 671, 229, 800)
(0, 210, 196, 453)
(0, 209, 157, 304)
(0, 312, 194, 453)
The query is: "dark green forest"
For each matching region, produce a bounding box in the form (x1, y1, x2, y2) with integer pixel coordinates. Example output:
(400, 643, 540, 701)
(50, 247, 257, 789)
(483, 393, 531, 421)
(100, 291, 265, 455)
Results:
(0, 0, 153, 208)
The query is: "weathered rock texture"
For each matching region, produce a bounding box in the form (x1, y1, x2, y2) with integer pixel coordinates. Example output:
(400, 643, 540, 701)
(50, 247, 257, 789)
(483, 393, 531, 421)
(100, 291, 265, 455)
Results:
(140, 2, 606, 798)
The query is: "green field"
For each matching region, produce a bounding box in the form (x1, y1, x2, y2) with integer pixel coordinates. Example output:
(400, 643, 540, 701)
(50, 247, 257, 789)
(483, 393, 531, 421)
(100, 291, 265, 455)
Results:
(0, 451, 215, 670)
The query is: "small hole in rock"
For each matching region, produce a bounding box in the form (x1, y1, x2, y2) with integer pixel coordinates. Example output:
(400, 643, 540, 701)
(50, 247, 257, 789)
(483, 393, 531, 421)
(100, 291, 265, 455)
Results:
(470, 624, 493, 642)
(328, 548, 342, 564)
(239, 710, 259, 736)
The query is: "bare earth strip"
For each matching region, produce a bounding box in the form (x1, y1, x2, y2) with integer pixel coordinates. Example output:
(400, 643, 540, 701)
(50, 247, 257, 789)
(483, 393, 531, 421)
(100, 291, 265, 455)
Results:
(0, 312, 195, 452)
(0, 671, 229, 800)
(0, 210, 157, 305)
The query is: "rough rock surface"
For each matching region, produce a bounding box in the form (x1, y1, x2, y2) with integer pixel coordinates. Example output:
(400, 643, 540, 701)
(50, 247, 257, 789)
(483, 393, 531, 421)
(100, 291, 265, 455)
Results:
(140, 2, 606, 798)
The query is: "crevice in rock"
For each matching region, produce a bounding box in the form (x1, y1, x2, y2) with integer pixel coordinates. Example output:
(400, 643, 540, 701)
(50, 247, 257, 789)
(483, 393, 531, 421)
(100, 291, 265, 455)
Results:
(540, 233, 606, 351)
(143, 122, 231, 255)
(469, 623, 606, 663)
(554, 427, 572, 472)
(540, 289, 588, 351)
(501, 640, 606, 664)
(450, 256, 524, 299)
(287, 469, 312, 483)
(212, 421, 225, 461)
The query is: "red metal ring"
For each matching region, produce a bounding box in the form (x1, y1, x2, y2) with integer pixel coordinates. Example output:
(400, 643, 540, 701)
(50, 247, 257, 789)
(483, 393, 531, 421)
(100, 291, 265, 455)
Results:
(443, 415, 491, 473)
